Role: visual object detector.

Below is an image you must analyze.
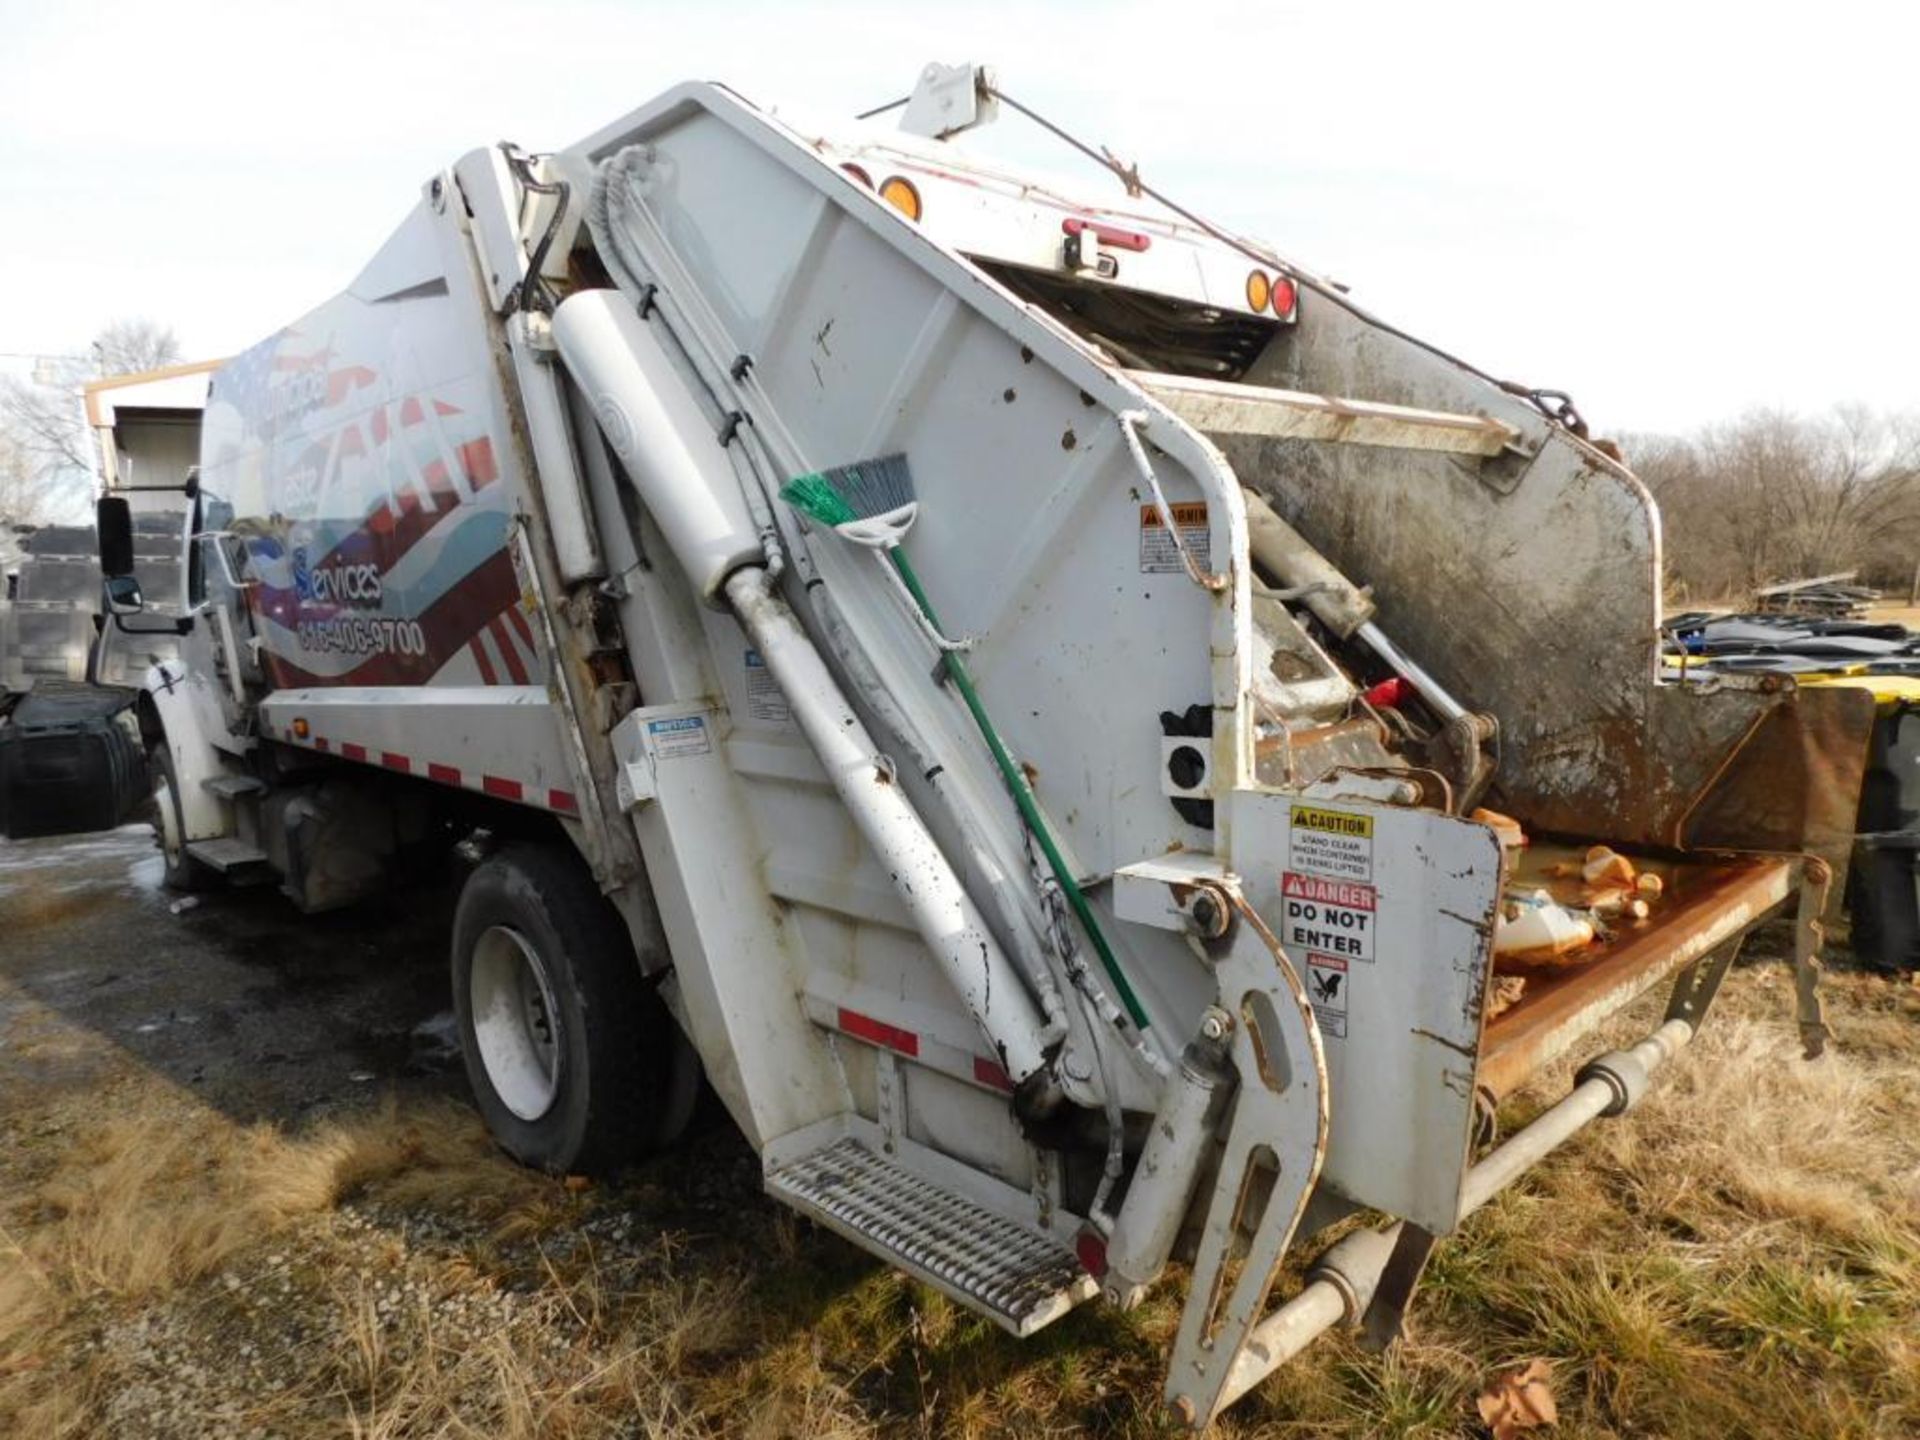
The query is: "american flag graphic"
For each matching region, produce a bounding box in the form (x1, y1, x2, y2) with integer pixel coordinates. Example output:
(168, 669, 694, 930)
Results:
(214, 315, 539, 693)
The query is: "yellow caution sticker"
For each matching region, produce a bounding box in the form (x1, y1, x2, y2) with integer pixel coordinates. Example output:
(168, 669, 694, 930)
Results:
(1288, 804, 1374, 882)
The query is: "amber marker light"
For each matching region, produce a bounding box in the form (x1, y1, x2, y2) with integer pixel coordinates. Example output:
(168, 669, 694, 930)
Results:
(878, 175, 922, 221)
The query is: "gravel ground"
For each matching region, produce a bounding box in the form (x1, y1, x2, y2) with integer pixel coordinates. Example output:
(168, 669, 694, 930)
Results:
(0, 825, 783, 1438)
(4, 824, 1915, 1439)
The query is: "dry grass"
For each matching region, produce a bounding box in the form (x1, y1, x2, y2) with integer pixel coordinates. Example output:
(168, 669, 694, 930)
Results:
(2, 947, 1917, 1437)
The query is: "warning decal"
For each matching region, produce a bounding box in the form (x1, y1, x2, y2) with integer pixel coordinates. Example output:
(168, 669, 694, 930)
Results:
(743, 648, 791, 724)
(1308, 954, 1348, 1039)
(1288, 804, 1374, 882)
(1281, 872, 1375, 911)
(1139, 502, 1210, 574)
(1282, 870, 1376, 962)
(646, 714, 712, 758)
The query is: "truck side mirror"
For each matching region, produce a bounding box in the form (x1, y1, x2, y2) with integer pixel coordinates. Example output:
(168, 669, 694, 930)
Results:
(104, 573, 145, 615)
(97, 495, 135, 578)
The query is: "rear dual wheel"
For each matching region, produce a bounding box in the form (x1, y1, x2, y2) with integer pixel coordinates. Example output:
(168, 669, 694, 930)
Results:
(451, 843, 699, 1174)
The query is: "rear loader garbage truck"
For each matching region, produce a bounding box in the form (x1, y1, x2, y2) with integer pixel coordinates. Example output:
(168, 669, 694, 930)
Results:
(95, 63, 1872, 1426)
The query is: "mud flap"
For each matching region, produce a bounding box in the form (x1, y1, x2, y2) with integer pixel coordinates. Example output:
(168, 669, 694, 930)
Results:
(1164, 884, 1329, 1430)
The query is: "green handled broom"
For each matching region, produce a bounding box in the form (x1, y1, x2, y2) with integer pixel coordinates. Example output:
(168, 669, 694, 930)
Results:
(781, 455, 1150, 1031)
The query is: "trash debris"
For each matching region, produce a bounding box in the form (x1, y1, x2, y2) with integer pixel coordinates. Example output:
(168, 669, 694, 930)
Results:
(1581, 845, 1634, 887)
(1485, 974, 1527, 1019)
(1587, 887, 1650, 923)
(1472, 807, 1527, 852)
(409, 1010, 462, 1068)
(348, 1070, 376, 1083)
(169, 895, 202, 916)
(1494, 892, 1595, 959)
(1751, 570, 1878, 619)
(1476, 1358, 1557, 1438)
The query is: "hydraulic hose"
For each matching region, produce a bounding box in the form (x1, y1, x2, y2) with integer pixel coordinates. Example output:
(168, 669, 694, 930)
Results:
(887, 547, 1152, 1032)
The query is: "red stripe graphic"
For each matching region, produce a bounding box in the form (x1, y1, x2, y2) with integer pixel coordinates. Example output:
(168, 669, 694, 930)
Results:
(505, 604, 534, 653)
(458, 437, 499, 486)
(325, 365, 378, 406)
(489, 615, 529, 685)
(278, 734, 568, 814)
(973, 1056, 1015, 1093)
(251, 434, 499, 618)
(838, 1008, 919, 1057)
(468, 635, 498, 685)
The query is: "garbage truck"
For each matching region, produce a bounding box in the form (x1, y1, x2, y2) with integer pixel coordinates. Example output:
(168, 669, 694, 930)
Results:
(94, 63, 1873, 1426)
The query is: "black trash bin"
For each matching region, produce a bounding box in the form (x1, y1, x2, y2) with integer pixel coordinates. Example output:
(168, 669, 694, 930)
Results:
(1846, 702, 1920, 972)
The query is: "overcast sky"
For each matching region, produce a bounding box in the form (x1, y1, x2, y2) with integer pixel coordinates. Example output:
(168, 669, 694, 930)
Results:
(2, 0, 1913, 435)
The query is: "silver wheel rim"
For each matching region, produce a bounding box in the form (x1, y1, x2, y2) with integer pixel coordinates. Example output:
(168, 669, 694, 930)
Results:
(469, 925, 563, 1120)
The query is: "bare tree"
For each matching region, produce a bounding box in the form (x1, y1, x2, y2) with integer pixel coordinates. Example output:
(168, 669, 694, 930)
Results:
(1632, 406, 1920, 603)
(0, 431, 64, 529)
(0, 318, 183, 527)
(90, 318, 181, 379)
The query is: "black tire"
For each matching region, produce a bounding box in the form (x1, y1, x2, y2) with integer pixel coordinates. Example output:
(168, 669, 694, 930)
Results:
(451, 842, 699, 1174)
(149, 742, 213, 891)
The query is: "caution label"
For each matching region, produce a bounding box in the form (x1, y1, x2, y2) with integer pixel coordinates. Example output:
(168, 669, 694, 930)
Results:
(1308, 954, 1349, 1039)
(743, 649, 791, 725)
(1139, 502, 1210, 574)
(1288, 804, 1374, 882)
(1282, 870, 1375, 962)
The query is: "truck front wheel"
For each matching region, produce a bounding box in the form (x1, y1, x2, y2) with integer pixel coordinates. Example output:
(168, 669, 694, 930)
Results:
(149, 742, 212, 891)
(450, 843, 697, 1175)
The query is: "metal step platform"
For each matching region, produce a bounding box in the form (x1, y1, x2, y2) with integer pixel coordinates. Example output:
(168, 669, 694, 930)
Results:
(185, 837, 270, 874)
(766, 1135, 1094, 1335)
(201, 773, 267, 798)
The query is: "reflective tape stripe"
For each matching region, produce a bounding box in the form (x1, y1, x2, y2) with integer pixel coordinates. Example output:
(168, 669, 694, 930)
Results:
(838, 1007, 919, 1058)
(269, 731, 573, 813)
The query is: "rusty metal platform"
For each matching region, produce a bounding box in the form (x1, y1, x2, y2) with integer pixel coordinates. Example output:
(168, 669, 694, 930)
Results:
(1476, 848, 1796, 1099)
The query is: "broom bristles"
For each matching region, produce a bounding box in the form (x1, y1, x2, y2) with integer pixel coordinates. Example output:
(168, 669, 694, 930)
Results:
(780, 453, 915, 525)
(778, 472, 856, 526)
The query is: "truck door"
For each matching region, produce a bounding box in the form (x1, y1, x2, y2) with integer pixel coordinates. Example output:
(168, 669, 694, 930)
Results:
(186, 487, 268, 716)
